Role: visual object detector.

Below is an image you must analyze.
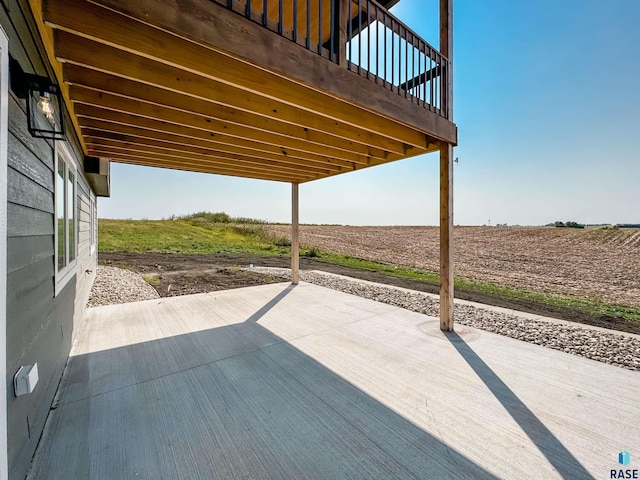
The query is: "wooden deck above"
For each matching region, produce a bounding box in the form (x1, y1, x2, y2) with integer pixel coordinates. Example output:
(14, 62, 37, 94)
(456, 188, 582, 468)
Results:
(30, 0, 457, 183)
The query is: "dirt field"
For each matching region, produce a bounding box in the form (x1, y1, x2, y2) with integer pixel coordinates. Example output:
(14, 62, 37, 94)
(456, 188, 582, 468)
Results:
(266, 225, 640, 309)
(100, 246, 640, 334)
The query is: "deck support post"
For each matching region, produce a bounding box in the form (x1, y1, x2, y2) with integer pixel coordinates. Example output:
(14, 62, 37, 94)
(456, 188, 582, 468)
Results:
(439, 0, 454, 331)
(291, 182, 300, 285)
(439, 143, 454, 331)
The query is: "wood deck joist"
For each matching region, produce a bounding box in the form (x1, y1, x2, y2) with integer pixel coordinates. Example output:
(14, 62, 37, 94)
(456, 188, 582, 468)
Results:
(83, 137, 341, 176)
(63, 65, 387, 163)
(53, 31, 412, 155)
(68, 88, 397, 177)
(81, 128, 356, 171)
(76, 115, 366, 168)
(29, 0, 450, 181)
(73, 105, 381, 166)
(91, 155, 309, 183)
(87, 145, 321, 182)
(85, 150, 315, 183)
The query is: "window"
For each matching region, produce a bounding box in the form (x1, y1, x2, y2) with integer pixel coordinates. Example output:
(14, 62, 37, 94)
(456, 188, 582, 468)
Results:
(55, 143, 77, 294)
(89, 193, 96, 255)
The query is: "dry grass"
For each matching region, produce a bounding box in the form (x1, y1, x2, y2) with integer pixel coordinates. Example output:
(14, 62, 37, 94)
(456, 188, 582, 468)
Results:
(266, 225, 640, 308)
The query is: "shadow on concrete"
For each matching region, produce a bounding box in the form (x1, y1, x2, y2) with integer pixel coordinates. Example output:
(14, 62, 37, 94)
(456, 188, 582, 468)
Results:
(445, 331, 594, 480)
(30, 287, 499, 480)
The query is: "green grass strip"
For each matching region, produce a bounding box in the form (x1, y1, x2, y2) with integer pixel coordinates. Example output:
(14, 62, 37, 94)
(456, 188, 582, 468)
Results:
(309, 250, 640, 323)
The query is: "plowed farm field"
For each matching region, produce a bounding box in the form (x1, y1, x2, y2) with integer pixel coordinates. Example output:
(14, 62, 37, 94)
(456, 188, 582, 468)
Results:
(266, 226, 640, 308)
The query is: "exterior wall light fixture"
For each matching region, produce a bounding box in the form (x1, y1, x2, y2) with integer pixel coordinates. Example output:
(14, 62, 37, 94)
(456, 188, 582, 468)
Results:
(10, 56, 65, 140)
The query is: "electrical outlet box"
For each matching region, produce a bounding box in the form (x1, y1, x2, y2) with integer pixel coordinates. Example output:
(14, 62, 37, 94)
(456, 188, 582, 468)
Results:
(14, 363, 39, 397)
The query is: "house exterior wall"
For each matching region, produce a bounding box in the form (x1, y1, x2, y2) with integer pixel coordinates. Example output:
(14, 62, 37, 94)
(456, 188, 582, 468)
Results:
(2, 1, 97, 478)
(73, 171, 97, 343)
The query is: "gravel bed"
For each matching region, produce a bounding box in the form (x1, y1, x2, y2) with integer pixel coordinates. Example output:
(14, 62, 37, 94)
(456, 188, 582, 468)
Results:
(87, 266, 160, 307)
(248, 267, 640, 371)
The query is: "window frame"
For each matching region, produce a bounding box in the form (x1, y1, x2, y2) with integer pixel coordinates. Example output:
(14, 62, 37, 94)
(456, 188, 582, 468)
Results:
(54, 142, 78, 295)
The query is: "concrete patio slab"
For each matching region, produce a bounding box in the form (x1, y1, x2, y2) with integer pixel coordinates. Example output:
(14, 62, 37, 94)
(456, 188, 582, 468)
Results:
(29, 282, 640, 479)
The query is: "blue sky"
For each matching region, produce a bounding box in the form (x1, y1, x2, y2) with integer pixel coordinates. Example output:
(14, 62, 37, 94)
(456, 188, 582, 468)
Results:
(100, 0, 640, 225)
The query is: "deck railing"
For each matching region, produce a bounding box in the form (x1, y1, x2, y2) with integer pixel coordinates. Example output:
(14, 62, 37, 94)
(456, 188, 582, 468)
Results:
(346, 0, 449, 117)
(213, 0, 450, 119)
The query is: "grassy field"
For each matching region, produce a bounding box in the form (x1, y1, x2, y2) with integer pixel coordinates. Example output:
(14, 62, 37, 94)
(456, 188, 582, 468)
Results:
(99, 213, 291, 256)
(99, 214, 640, 324)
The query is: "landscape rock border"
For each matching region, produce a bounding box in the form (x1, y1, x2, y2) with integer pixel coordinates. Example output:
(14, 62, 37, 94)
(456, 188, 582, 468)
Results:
(87, 266, 160, 307)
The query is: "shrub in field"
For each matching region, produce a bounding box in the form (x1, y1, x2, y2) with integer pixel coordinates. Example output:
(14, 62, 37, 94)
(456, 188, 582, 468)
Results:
(179, 211, 231, 224)
(177, 211, 266, 225)
(229, 223, 291, 247)
(272, 235, 292, 247)
(230, 224, 264, 236)
(233, 216, 267, 224)
(304, 247, 320, 258)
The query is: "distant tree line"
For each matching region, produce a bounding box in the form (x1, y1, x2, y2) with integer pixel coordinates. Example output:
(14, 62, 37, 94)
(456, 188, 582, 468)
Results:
(550, 221, 585, 229)
(546, 221, 640, 229)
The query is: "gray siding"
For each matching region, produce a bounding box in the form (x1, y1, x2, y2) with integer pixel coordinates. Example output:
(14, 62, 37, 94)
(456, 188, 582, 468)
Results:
(6, 94, 68, 480)
(3, 1, 97, 478)
(74, 172, 97, 344)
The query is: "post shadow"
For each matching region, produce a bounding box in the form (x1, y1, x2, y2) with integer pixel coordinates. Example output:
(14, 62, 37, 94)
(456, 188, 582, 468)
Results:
(445, 331, 594, 480)
(245, 283, 296, 323)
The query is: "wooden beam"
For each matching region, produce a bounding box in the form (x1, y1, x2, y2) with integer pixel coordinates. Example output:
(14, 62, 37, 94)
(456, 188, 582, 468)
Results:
(291, 183, 300, 285)
(84, 141, 321, 178)
(87, 149, 310, 183)
(70, 86, 371, 164)
(73, 102, 380, 165)
(43, 0, 443, 147)
(81, 127, 352, 171)
(51, 28, 413, 154)
(64, 66, 392, 162)
(82, 133, 344, 174)
(88, 151, 314, 183)
(439, 143, 454, 331)
(106, 157, 300, 183)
